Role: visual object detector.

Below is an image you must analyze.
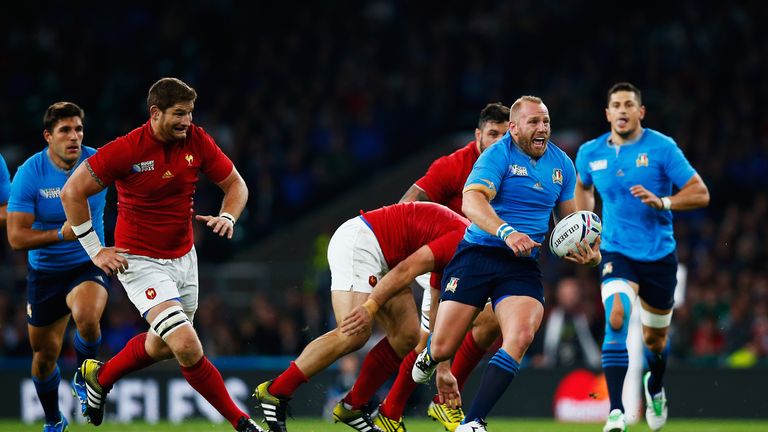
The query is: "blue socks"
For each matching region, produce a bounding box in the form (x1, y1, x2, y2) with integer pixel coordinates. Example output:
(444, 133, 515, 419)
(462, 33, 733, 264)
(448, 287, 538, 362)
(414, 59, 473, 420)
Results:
(463, 348, 519, 424)
(644, 339, 670, 395)
(33, 366, 61, 424)
(74, 331, 101, 367)
(602, 292, 631, 412)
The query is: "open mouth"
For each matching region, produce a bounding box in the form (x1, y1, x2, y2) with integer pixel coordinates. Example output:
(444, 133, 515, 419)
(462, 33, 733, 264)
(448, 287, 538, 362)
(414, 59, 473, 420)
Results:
(616, 117, 629, 128)
(532, 137, 546, 147)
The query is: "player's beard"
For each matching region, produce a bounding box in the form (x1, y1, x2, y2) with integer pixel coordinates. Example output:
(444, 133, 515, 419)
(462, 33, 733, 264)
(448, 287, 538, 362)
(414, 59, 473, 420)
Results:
(519, 131, 549, 158)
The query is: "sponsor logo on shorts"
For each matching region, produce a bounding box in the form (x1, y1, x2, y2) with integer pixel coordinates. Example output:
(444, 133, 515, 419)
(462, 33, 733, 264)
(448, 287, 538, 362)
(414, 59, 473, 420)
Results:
(368, 275, 378, 287)
(446, 277, 459, 293)
(636, 153, 649, 167)
(145, 288, 157, 300)
(552, 168, 563, 185)
(602, 262, 613, 276)
(39, 187, 62, 199)
(132, 160, 155, 172)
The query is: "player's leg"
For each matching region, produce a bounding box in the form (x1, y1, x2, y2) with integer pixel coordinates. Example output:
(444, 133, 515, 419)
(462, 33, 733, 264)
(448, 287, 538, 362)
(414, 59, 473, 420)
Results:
(67, 272, 108, 366)
(460, 294, 543, 428)
(28, 315, 69, 430)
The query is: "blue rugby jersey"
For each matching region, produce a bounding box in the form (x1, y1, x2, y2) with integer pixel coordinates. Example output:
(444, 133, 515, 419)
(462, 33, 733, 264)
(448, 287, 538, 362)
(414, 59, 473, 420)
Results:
(8, 147, 107, 271)
(463, 132, 576, 255)
(0, 153, 10, 204)
(575, 128, 695, 261)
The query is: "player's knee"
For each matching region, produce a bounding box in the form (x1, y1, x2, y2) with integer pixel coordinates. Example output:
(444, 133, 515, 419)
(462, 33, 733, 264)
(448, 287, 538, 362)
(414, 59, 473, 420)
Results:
(74, 320, 101, 341)
(337, 328, 369, 352)
(390, 330, 420, 356)
(32, 350, 59, 372)
(472, 316, 501, 349)
(608, 307, 625, 330)
(602, 279, 635, 332)
(642, 325, 669, 352)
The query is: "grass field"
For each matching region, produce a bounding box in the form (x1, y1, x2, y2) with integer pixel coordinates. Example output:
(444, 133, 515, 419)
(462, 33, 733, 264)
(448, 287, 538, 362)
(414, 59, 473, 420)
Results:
(2, 419, 768, 432)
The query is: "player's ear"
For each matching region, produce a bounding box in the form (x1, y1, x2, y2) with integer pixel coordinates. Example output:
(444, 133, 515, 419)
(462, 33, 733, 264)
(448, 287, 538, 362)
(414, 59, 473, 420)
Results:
(149, 105, 161, 120)
(638, 105, 646, 121)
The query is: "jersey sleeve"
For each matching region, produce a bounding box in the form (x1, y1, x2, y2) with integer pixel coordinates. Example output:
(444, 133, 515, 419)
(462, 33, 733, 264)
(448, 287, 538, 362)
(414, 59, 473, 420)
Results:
(0, 153, 11, 204)
(663, 141, 696, 188)
(557, 154, 577, 203)
(87, 137, 136, 186)
(415, 155, 460, 203)
(198, 129, 234, 183)
(426, 229, 465, 273)
(7, 161, 37, 214)
(574, 145, 593, 187)
(463, 142, 507, 200)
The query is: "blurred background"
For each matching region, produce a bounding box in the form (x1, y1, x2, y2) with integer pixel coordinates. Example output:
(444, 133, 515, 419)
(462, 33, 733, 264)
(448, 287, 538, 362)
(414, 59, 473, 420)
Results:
(1, 0, 767, 422)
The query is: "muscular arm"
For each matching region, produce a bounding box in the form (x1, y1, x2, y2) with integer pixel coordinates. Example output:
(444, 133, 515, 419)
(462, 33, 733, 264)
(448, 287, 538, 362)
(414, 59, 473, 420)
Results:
(215, 167, 248, 219)
(0, 204, 6, 229)
(369, 245, 436, 307)
(668, 174, 709, 210)
(60, 160, 106, 226)
(556, 198, 578, 221)
(461, 189, 505, 235)
(399, 184, 431, 203)
(574, 175, 595, 212)
(7, 212, 72, 250)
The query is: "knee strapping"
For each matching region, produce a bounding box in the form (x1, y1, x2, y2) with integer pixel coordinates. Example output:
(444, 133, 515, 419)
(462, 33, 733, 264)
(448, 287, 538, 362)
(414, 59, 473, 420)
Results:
(150, 305, 191, 342)
(602, 279, 636, 346)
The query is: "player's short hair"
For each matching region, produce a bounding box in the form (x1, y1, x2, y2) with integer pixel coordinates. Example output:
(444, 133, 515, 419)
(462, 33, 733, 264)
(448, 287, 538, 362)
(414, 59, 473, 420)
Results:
(147, 77, 197, 111)
(607, 82, 642, 105)
(477, 102, 510, 129)
(509, 96, 544, 122)
(43, 102, 84, 133)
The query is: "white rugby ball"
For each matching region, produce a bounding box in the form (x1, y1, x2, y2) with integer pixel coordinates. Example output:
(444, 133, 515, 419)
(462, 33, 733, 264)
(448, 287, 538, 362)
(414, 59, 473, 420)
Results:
(549, 211, 602, 258)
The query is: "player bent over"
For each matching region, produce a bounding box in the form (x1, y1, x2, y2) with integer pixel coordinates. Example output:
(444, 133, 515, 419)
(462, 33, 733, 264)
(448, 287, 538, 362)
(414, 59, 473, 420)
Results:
(253, 202, 468, 432)
(62, 78, 262, 431)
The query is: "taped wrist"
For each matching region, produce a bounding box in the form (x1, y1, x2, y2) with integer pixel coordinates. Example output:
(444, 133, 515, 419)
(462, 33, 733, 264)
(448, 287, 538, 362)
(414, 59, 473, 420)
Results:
(219, 212, 236, 226)
(72, 220, 103, 259)
(496, 223, 516, 241)
(362, 298, 380, 317)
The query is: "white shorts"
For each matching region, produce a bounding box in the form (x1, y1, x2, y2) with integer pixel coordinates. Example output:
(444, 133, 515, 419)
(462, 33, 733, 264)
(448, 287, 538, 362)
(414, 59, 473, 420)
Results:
(328, 217, 388, 294)
(118, 247, 199, 320)
(415, 273, 432, 331)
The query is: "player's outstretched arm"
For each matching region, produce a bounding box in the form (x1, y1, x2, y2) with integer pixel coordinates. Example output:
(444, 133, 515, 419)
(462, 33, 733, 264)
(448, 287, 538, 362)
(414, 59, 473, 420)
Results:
(340, 245, 436, 336)
(196, 167, 248, 239)
(399, 184, 431, 203)
(630, 173, 709, 211)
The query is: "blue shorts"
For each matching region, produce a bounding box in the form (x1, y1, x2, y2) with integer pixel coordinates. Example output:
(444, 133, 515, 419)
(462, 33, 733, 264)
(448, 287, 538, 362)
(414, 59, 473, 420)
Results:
(440, 240, 544, 308)
(599, 251, 677, 310)
(27, 261, 109, 327)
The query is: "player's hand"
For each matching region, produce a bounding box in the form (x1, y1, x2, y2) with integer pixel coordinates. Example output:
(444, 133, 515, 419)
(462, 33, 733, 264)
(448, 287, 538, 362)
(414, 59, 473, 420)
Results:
(60, 221, 77, 241)
(339, 306, 373, 336)
(630, 185, 663, 209)
(565, 236, 602, 267)
(504, 232, 541, 257)
(436, 364, 461, 409)
(93, 247, 130, 276)
(195, 214, 234, 239)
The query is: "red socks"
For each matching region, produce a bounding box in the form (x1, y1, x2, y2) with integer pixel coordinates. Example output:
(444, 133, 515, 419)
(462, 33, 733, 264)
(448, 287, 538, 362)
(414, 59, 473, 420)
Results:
(379, 349, 418, 420)
(269, 361, 309, 398)
(98, 333, 155, 388)
(343, 337, 402, 409)
(432, 331, 486, 403)
(181, 356, 246, 428)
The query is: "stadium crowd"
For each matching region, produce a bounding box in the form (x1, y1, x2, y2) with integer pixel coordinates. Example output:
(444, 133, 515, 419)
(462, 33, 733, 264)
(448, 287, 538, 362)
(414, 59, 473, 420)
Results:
(0, 0, 766, 371)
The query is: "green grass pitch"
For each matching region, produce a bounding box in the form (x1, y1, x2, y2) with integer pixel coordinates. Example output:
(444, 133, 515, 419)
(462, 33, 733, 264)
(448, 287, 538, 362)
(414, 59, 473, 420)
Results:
(2, 418, 768, 431)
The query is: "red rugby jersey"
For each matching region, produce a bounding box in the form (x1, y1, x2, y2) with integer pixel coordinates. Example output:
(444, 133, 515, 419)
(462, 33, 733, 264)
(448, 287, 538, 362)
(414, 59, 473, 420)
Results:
(361, 202, 469, 285)
(87, 121, 233, 258)
(414, 141, 480, 215)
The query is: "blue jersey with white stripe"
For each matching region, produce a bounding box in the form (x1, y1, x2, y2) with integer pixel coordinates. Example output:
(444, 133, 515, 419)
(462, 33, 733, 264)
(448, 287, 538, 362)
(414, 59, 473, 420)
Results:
(575, 128, 696, 261)
(463, 132, 576, 256)
(0, 153, 10, 204)
(8, 147, 107, 271)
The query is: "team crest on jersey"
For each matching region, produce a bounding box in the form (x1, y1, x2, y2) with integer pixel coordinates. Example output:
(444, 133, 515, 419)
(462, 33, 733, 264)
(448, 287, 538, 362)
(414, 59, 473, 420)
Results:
(145, 288, 157, 300)
(446, 277, 459, 293)
(552, 168, 563, 185)
(39, 187, 62, 199)
(368, 275, 378, 287)
(589, 159, 608, 171)
(636, 153, 649, 167)
(162, 170, 174, 179)
(185, 154, 194, 165)
(602, 262, 613, 276)
(132, 160, 155, 173)
(510, 164, 528, 176)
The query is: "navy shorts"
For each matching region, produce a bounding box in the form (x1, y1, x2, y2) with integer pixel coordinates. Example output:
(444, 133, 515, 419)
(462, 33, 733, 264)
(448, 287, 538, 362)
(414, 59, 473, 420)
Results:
(27, 261, 109, 327)
(440, 240, 544, 308)
(599, 251, 677, 310)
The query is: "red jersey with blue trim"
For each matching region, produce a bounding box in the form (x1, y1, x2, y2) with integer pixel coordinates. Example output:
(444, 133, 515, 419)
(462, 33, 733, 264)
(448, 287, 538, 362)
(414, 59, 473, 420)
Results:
(87, 121, 233, 259)
(361, 202, 469, 284)
(414, 141, 480, 215)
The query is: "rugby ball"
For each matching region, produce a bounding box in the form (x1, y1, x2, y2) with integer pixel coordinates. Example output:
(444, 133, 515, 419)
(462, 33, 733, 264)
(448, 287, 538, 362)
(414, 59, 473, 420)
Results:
(549, 211, 602, 258)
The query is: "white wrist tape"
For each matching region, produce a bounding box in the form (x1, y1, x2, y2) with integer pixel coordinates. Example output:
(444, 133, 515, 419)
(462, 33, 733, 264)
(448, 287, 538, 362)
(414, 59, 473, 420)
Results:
(72, 220, 103, 259)
(661, 196, 672, 210)
(219, 212, 236, 226)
